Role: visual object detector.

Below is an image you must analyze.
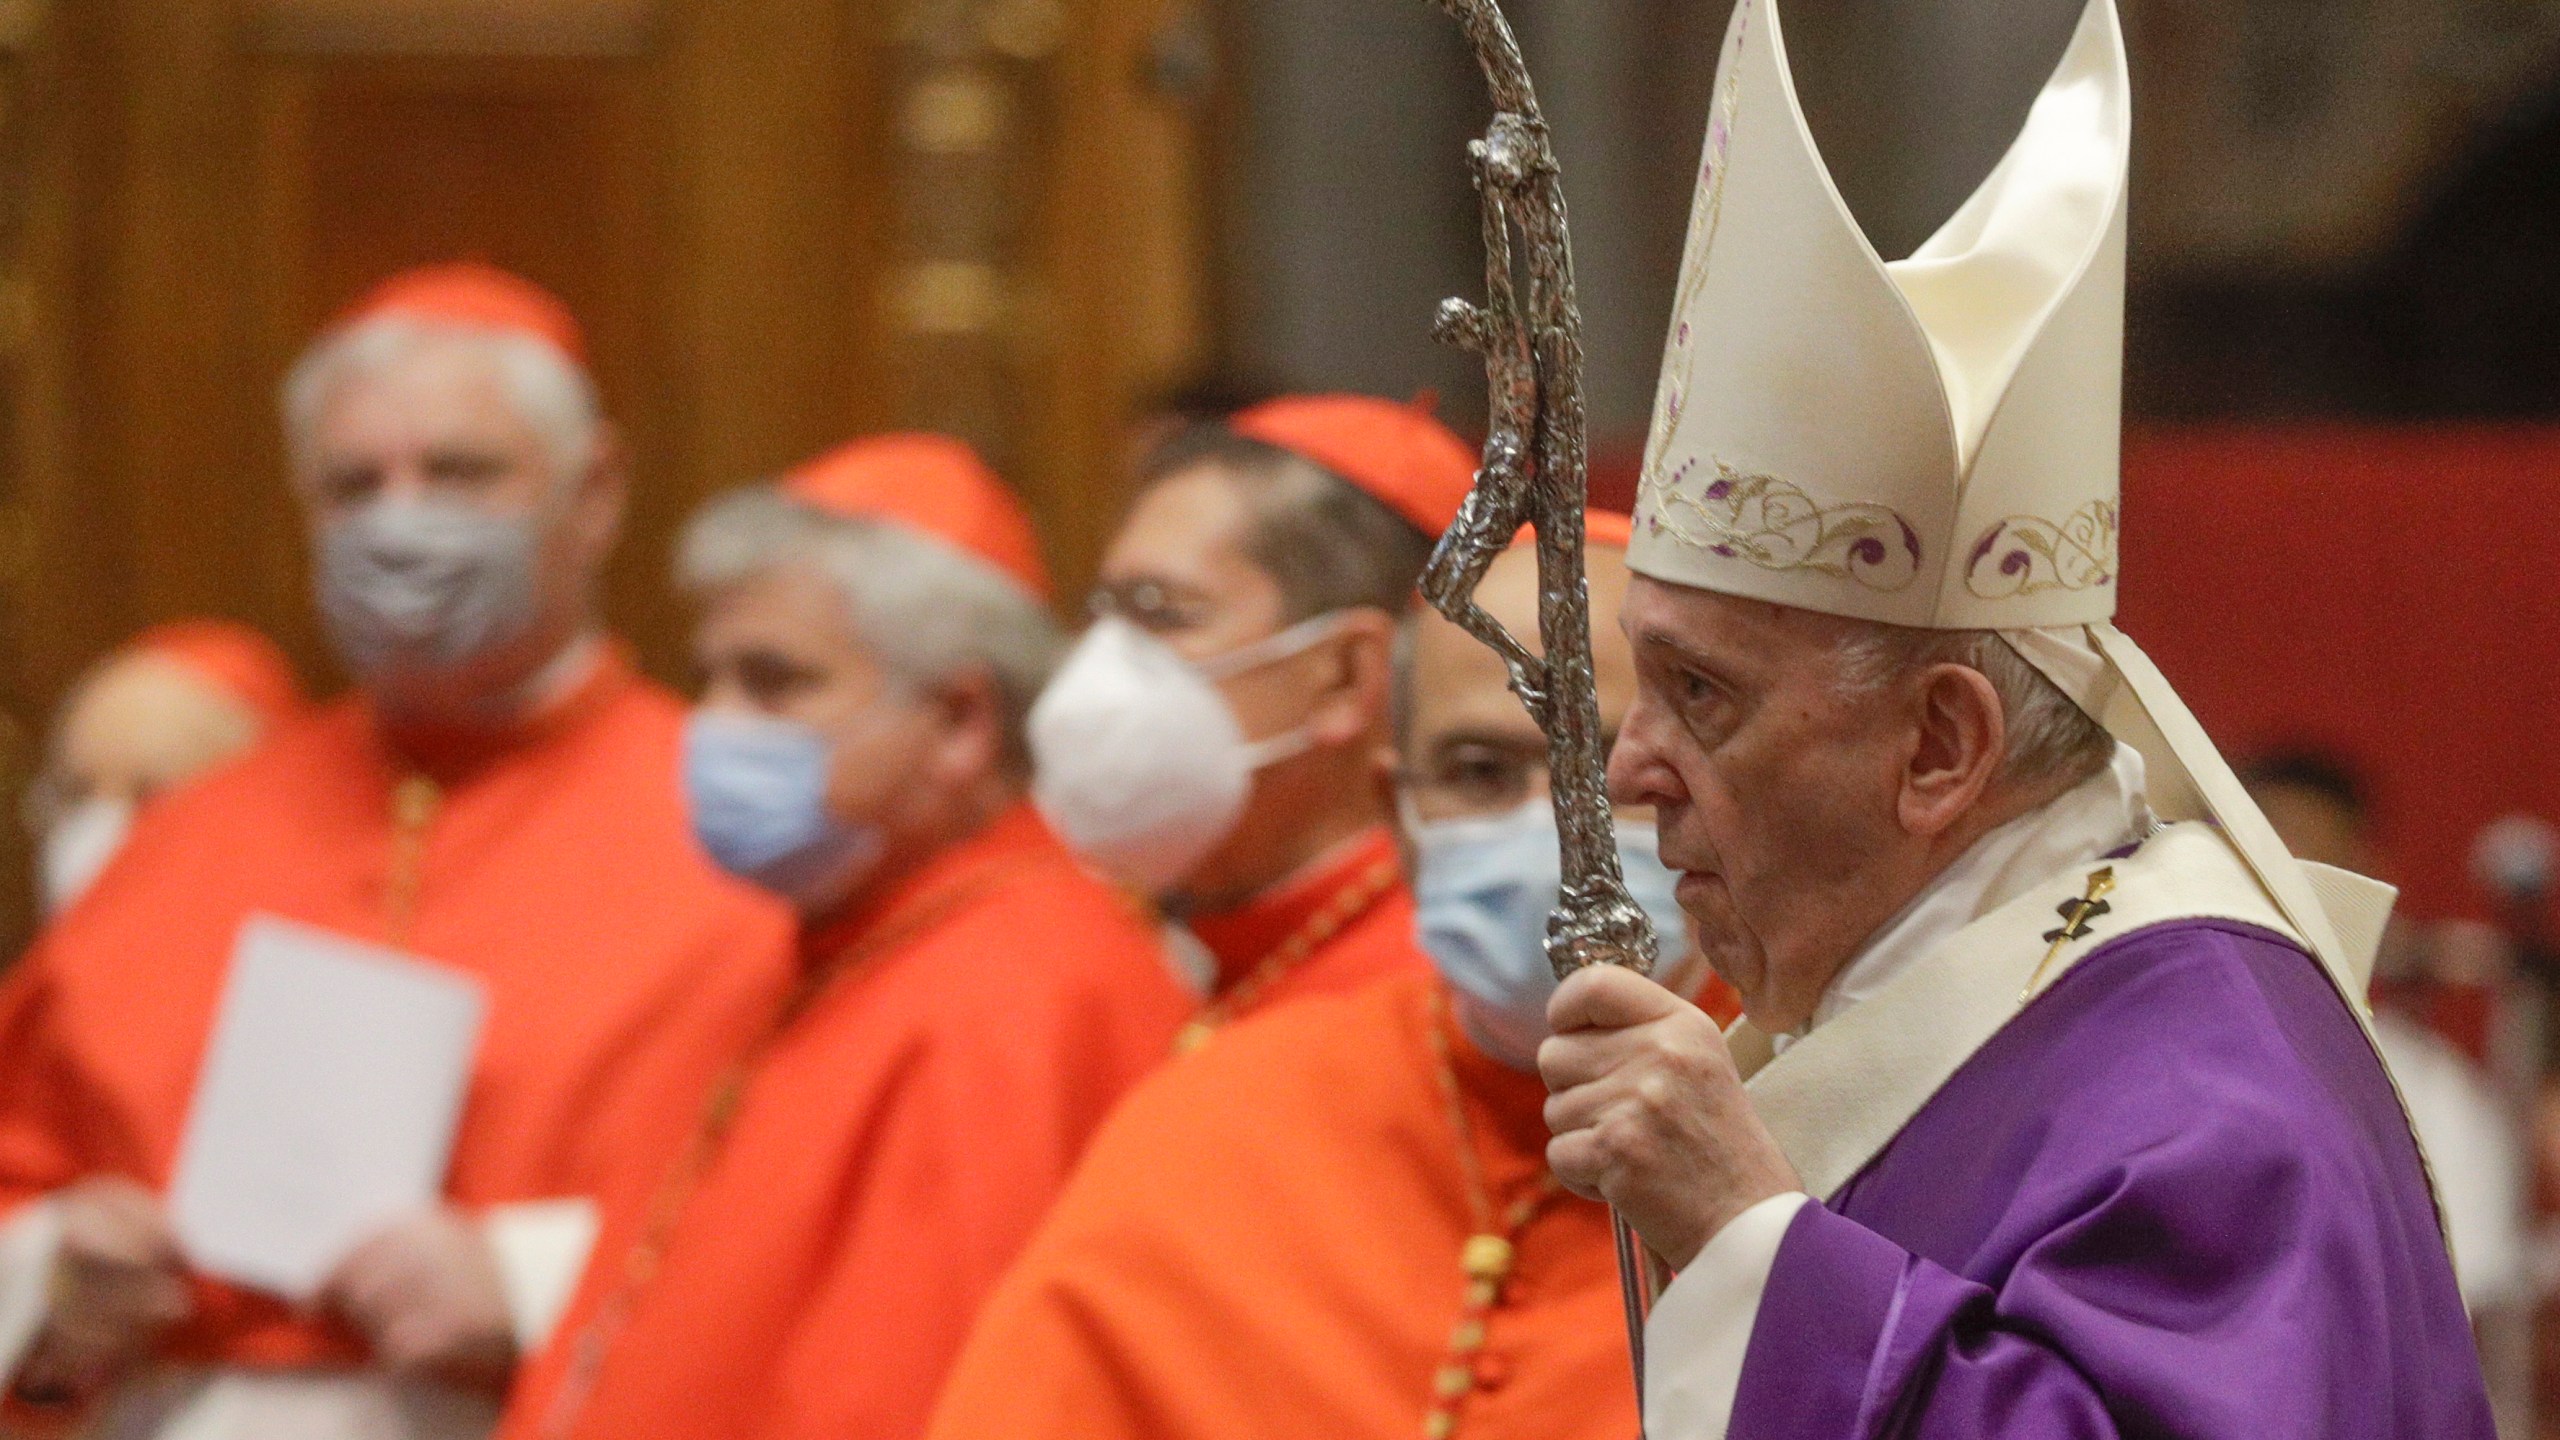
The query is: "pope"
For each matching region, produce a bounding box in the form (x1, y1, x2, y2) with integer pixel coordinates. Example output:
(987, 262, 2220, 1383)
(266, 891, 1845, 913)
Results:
(1538, 3, 2493, 1436)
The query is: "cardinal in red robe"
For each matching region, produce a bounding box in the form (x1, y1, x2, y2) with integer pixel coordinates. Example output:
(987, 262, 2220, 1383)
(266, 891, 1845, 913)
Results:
(1030, 395, 1484, 1048)
(495, 434, 1194, 1440)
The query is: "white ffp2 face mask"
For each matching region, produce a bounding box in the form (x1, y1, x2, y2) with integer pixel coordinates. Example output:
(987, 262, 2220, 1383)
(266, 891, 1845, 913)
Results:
(1028, 613, 1342, 897)
(1407, 796, 1689, 1072)
(40, 795, 135, 917)
(316, 494, 544, 679)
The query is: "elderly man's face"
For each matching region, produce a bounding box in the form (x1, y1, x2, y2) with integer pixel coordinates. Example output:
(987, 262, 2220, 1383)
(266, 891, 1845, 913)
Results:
(300, 341, 562, 524)
(692, 562, 940, 836)
(297, 340, 622, 671)
(1608, 578, 1917, 1030)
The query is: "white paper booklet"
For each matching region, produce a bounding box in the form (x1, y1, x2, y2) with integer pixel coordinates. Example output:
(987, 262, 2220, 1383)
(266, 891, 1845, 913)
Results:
(169, 914, 488, 1300)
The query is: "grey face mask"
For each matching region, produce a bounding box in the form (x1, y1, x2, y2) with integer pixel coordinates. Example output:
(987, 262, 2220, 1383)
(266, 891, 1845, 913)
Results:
(316, 495, 543, 678)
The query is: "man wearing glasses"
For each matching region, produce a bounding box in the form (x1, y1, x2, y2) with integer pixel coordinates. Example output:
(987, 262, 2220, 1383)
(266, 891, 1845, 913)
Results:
(1028, 393, 1479, 1047)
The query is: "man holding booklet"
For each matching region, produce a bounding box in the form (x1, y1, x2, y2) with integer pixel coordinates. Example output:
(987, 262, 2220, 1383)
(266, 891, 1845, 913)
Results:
(0, 264, 794, 1438)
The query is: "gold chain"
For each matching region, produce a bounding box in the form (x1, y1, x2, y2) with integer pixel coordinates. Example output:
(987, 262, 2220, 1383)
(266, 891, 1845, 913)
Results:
(1171, 854, 1401, 1055)
(383, 774, 442, 948)
(1420, 988, 1562, 1440)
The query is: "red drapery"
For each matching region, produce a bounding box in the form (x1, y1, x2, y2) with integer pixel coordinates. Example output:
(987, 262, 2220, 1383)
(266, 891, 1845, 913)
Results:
(2122, 424, 2560, 921)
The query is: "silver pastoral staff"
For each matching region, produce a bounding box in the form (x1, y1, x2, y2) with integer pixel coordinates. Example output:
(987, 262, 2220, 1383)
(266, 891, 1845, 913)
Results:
(1416, 0, 1666, 1412)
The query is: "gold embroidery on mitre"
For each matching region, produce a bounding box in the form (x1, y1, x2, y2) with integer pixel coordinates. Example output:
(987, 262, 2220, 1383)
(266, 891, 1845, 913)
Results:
(1639, 459, 1924, 593)
(1964, 501, 2119, 600)
(1644, 1, 1755, 471)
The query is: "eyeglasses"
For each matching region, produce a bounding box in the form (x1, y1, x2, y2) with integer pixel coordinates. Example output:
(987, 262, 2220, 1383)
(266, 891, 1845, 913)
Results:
(1087, 579, 1216, 637)
(1398, 738, 1553, 822)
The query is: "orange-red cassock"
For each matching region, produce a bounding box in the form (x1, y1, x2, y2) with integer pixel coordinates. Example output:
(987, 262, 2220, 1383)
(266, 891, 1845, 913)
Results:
(498, 804, 1196, 1440)
(0, 648, 796, 1371)
(926, 966, 1651, 1440)
(1185, 827, 1424, 1019)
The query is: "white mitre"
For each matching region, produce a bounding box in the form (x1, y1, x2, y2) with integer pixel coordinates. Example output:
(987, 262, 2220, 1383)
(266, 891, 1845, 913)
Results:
(1629, 0, 2396, 997)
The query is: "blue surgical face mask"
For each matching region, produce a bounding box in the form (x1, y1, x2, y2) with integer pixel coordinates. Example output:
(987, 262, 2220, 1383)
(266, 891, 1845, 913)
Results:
(1407, 796, 1689, 1072)
(683, 710, 883, 913)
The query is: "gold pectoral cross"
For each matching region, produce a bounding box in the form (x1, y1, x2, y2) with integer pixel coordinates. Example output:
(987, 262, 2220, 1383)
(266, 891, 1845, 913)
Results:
(2020, 866, 2117, 1004)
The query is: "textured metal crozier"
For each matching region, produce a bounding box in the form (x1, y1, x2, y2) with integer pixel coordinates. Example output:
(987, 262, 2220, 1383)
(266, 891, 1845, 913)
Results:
(1419, 0, 1666, 1414)
(1421, 0, 1656, 983)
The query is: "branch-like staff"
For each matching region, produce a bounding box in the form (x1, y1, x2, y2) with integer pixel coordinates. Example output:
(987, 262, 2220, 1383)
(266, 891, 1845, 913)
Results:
(1417, 0, 1666, 1412)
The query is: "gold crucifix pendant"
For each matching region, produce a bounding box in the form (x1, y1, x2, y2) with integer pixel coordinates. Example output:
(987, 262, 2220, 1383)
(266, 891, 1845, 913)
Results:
(2020, 865, 2118, 1004)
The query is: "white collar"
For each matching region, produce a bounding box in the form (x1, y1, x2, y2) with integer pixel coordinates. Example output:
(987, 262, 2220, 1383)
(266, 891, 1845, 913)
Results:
(1783, 745, 2152, 1049)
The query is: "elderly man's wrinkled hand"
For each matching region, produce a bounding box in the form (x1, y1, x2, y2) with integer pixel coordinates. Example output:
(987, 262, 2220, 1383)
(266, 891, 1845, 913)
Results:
(16, 1176, 192, 1407)
(1538, 965, 1799, 1270)
(322, 1208, 518, 1394)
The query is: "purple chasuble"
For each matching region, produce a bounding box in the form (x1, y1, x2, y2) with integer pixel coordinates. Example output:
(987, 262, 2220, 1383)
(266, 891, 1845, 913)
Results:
(1734, 918, 2492, 1439)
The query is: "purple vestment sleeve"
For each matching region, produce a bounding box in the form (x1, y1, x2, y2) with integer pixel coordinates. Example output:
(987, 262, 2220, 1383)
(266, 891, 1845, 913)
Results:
(1745, 1202, 2121, 1437)
(1728, 921, 2492, 1440)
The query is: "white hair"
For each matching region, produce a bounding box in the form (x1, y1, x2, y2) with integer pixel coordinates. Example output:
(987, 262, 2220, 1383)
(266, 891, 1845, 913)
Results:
(676, 487, 1063, 774)
(279, 317, 601, 481)
(1834, 622, 2114, 790)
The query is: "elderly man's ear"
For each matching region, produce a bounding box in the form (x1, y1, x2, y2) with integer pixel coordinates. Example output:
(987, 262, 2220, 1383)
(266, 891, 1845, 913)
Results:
(918, 668, 1007, 783)
(1897, 662, 2009, 839)
(566, 422, 631, 558)
(1301, 609, 1400, 747)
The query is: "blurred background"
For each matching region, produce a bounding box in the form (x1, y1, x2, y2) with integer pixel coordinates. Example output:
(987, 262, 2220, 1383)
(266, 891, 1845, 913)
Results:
(0, 0, 2555, 1418)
